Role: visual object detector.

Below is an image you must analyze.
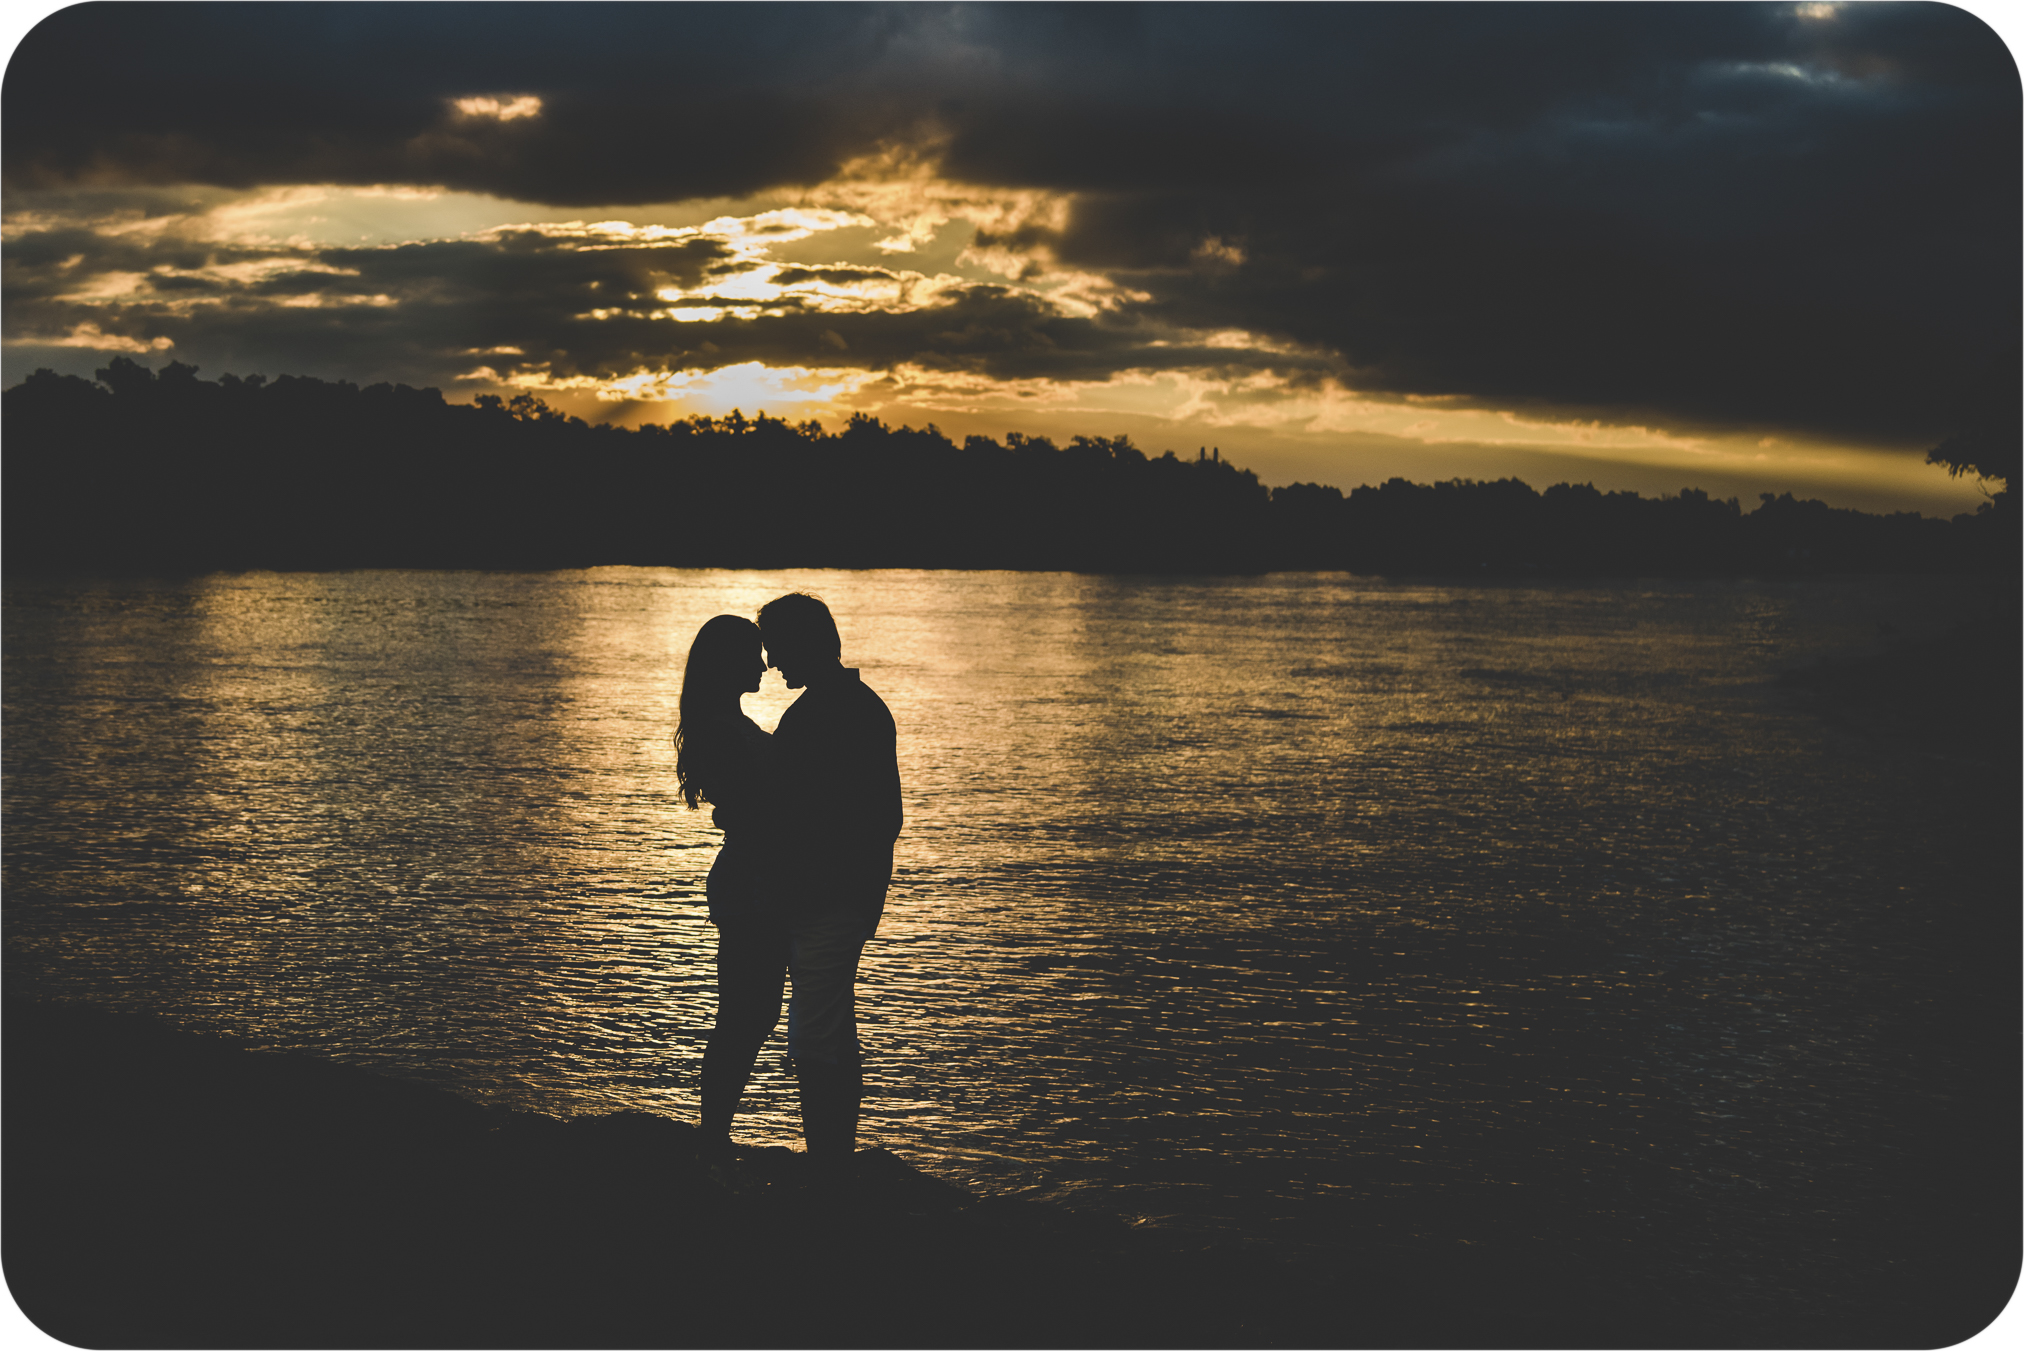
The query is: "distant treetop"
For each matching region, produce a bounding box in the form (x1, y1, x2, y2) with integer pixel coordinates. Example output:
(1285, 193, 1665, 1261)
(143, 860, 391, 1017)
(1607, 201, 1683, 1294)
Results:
(4, 360, 2010, 576)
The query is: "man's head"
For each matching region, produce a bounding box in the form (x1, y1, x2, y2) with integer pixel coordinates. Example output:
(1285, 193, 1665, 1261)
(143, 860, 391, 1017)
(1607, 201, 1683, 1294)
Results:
(758, 592, 843, 689)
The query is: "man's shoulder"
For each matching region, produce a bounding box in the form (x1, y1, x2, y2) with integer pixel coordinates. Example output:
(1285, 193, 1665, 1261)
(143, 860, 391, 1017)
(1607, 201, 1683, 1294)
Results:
(777, 672, 890, 725)
(842, 672, 895, 731)
(789, 670, 894, 735)
(845, 671, 893, 710)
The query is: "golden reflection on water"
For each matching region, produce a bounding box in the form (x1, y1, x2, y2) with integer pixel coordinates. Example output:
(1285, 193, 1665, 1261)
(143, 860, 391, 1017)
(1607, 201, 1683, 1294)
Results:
(1, 568, 1999, 1290)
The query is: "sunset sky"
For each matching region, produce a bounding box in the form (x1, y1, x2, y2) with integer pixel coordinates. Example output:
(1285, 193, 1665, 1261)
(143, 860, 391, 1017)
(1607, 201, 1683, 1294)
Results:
(3, 3, 2016, 514)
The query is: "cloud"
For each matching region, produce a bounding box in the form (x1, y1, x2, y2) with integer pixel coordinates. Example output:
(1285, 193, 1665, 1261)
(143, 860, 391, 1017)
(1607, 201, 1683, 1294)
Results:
(3, 3, 2015, 458)
(2, 191, 1342, 399)
(451, 96, 543, 123)
(32, 321, 173, 353)
(4, 5, 917, 202)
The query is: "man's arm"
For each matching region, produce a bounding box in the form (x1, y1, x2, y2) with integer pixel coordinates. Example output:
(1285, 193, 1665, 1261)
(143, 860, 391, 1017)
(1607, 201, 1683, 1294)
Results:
(850, 696, 902, 850)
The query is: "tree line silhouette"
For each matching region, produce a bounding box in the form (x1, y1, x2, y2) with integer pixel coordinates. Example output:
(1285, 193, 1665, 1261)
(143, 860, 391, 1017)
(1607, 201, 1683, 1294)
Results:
(6, 359, 2013, 575)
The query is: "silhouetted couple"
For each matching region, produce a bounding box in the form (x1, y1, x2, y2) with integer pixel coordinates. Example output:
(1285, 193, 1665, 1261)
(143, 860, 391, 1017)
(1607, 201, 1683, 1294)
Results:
(675, 593, 902, 1171)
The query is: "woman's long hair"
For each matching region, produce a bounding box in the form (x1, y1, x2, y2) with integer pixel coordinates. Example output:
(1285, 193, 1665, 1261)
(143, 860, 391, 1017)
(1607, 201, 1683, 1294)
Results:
(674, 614, 761, 810)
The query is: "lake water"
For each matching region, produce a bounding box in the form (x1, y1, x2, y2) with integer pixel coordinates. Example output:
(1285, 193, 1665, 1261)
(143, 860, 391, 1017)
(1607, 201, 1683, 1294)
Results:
(3, 568, 2007, 1327)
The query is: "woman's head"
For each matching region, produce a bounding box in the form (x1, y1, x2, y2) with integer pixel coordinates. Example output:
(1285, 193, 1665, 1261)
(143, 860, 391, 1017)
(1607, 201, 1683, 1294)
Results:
(682, 614, 764, 704)
(674, 614, 763, 809)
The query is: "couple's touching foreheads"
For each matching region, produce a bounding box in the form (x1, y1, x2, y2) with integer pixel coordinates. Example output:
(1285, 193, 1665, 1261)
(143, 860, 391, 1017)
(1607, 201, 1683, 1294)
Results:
(674, 593, 903, 1174)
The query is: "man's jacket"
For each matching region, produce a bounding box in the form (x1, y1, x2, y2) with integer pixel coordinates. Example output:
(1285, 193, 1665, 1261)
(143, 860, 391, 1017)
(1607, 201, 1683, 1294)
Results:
(770, 667, 903, 929)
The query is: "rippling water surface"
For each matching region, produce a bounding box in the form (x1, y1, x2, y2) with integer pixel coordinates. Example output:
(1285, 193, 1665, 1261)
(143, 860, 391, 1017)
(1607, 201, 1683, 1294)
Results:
(4, 568, 2004, 1323)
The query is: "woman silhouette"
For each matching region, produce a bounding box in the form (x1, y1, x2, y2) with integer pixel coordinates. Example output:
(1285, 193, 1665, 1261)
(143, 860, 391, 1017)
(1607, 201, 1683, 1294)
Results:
(673, 614, 777, 1150)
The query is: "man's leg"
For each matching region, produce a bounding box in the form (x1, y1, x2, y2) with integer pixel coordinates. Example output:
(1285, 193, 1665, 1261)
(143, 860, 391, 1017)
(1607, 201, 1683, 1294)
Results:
(700, 919, 788, 1143)
(784, 912, 869, 1159)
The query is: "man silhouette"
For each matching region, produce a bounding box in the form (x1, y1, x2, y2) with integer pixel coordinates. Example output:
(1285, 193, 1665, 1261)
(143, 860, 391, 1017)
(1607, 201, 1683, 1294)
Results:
(752, 592, 902, 1166)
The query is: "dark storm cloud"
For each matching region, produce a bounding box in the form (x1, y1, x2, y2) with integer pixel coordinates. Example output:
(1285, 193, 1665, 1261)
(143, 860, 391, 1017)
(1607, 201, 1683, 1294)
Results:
(5, 3, 2015, 444)
(934, 4, 2019, 444)
(770, 265, 904, 287)
(3, 3, 923, 202)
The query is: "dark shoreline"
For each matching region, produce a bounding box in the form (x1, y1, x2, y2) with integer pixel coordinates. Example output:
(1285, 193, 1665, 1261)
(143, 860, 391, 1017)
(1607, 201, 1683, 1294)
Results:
(0, 995, 1654, 1350)
(7, 982, 2016, 1350)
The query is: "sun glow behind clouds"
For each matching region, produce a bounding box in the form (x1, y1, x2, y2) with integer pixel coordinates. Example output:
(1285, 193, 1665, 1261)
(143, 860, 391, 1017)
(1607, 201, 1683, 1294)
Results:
(488, 360, 879, 417)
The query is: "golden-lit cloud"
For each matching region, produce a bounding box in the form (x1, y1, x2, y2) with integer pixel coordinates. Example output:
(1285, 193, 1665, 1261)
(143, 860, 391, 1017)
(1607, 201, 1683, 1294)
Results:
(1190, 236, 1247, 269)
(452, 186, 1145, 328)
(815, 141, 1074, 261)
(24, 254, 368, 315)
(36, 323, 174, 353)
(274, 292, 398, 309)
(451, 96, 544, 122)
(491, 207, 874, 251)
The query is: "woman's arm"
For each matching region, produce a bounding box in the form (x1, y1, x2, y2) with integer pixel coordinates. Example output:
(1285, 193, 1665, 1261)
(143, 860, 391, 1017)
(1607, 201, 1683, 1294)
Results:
(705, 719, 774, 833)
